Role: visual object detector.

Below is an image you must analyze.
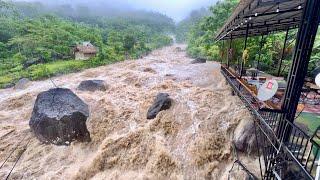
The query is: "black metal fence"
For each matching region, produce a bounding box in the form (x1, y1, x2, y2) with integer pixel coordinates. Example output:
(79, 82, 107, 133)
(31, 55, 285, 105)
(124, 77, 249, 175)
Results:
(221, 66, 319, 179)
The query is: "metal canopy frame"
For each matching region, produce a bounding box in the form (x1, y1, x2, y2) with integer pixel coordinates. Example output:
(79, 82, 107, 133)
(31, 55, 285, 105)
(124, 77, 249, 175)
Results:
(215, 0, 304, 41)
(216, 0, 320, 179)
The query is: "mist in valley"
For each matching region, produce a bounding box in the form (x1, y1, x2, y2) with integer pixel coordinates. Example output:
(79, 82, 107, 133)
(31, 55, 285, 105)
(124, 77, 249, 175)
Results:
(11, 0, 216, 22)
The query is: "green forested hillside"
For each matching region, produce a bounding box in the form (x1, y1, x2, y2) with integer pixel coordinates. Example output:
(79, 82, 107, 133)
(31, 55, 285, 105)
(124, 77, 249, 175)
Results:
(0, 0, 174, 88)
(177, 0, 320, 78)
(2, 0, 320, 89)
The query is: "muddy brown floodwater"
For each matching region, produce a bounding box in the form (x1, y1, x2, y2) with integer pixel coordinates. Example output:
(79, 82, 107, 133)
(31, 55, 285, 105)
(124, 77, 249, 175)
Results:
(0, 45, 258, 180)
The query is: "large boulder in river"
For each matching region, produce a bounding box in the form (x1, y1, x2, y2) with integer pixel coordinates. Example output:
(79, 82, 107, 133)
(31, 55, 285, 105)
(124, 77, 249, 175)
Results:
(29, 88, 91, 145)
(147, 93, 172, 119)
(233, 119, 257, 154)
(78, 80, 107, 92)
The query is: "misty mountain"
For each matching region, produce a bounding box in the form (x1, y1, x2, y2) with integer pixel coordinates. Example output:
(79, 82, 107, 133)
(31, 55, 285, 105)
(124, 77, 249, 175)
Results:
(7, 0, 175, 33)
(10, 0, 215, 22)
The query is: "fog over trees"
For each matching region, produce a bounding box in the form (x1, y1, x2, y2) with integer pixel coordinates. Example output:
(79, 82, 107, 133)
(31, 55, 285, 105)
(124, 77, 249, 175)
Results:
(0, 0, 178, 87)
(12, 0, 216, 22)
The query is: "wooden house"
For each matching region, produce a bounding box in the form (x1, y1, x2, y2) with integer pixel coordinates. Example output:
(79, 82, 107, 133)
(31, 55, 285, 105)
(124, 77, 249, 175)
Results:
(73, 42, 98, 60)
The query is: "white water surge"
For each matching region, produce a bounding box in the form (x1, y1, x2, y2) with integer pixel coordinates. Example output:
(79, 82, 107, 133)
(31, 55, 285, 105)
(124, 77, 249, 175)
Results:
(0, 45, 258, 179)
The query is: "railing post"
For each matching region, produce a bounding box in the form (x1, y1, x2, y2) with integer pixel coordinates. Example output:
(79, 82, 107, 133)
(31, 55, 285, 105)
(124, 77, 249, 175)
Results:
(221, 40, 224, 63)
(316, 153, 320, 180)
(240, 23, 250, 78)
(227, 35, 233, 68)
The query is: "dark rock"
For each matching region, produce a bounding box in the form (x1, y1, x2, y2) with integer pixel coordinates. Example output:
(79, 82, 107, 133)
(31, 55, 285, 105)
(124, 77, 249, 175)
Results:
(143, 67, 156, 73)
(175, 47, 183, 52)
(23, 59, 41, 69)
(14, 78, 30, 90)
(147, 93, 172, 119)
(233, 119, 257, 153)
(191, 58, 207, 64)
(78, 80, 107, 92)
(3, 83, 15, 89)
(51, 53, 64, 60)
(231, 90, 236, 96)
(29, 88, 91, 145)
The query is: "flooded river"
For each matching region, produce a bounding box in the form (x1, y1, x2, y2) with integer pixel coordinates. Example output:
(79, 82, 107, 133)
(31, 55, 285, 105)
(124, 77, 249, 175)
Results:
(0, 45, 257, 179)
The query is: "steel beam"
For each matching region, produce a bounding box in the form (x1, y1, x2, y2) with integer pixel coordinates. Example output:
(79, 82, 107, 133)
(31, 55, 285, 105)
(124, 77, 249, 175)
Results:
(244, 6, 302, 19)
(257, 0, 294, 7)
(229, 20, 298, 34)
(220, 21, 300, 40)
(223, 26, 298, 40)
(277, 28, 289, 77)
(281, 0, 320, 142)
(217, 9, 303, 40)
(227, 35, 233, 68)
(221, 41, 224, 63)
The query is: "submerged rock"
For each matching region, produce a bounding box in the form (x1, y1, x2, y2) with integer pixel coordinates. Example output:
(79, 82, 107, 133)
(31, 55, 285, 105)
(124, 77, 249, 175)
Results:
(29, 88, 91, 145)
(191, 58, 207, 64)
(3, 83, 15, 89)
(78, 80, 107, 92)
(14, 78, 31, 90)
(147, 93, 172, 119)
(175, 47, 183, 52)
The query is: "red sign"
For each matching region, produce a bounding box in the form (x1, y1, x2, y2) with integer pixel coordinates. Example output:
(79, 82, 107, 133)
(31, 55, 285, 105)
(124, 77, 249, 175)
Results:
(267, 82, 274, 89)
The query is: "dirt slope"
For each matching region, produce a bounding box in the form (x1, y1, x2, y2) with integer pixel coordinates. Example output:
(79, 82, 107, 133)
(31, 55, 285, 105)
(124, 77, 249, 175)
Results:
(0, 45, 257, 179)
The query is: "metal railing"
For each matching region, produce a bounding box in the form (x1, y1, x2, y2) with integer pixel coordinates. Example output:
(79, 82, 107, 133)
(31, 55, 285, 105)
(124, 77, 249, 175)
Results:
(221, 66, 320, 179)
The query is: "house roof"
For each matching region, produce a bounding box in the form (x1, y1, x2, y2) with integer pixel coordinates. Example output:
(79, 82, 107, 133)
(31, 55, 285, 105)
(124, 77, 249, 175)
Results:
(74, 45, 98, 54)
(215, 0, 306, 41)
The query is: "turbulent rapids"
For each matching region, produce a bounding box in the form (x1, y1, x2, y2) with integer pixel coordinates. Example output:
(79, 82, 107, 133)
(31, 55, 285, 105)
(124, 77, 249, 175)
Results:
(0, 45, 258, 179)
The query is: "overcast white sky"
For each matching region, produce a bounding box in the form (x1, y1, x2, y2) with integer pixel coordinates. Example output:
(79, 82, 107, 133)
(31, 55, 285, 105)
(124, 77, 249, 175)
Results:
(20, 0, 217, 21)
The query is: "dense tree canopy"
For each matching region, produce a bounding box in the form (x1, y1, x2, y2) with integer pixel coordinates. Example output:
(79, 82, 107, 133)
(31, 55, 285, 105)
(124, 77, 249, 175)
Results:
(0, 0, 174, 88)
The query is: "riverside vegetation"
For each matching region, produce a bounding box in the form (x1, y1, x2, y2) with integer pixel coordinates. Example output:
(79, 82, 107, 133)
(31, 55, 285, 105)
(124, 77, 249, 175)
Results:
(0, 0, 174, 88)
